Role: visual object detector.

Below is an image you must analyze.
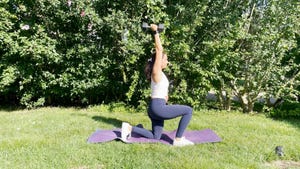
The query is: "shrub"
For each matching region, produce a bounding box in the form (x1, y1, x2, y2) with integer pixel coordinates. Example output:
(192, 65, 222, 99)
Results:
(269, 101, 300, 118)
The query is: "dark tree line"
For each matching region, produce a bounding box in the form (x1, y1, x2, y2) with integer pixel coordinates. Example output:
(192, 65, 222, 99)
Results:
(0, 0, 299, 114)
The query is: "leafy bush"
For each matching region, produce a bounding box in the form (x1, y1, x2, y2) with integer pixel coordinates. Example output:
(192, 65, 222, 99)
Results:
(0, 0, 299, 110)
(269, 101, 300, 118)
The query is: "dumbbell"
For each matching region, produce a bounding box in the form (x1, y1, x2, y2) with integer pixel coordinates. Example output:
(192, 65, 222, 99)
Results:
(142, 22, 164, 32)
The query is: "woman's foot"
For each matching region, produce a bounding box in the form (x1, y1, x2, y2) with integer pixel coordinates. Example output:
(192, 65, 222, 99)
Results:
(121, 122, 132, 141)
(173, 137, 194, 146)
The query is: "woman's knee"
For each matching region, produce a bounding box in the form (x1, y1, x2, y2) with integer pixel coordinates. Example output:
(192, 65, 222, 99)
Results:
(186, 106, 193, 115)
(154, 133, 162, 140)
(153, 128, 163, 139)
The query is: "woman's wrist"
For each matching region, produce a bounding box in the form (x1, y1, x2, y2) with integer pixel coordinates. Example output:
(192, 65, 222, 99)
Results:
(152, 30, 159, 35)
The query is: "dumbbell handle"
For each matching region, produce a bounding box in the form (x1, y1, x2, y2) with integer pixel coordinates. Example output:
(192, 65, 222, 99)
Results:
(142, 22, 164, 31)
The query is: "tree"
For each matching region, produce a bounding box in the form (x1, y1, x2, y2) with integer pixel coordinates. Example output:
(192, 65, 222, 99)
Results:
(1, 0, 299, 111)
(161, 0, 210, 109)
(198, 0, 300, 113)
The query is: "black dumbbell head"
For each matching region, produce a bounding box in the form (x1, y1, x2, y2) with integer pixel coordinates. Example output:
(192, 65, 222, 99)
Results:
(142, 22, 150, 29)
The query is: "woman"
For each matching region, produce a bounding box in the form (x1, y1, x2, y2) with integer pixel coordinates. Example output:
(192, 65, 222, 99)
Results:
(121, 24, 194, 146)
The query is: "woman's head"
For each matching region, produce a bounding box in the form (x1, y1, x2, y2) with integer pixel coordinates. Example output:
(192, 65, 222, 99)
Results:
(144, 52, 168, 81)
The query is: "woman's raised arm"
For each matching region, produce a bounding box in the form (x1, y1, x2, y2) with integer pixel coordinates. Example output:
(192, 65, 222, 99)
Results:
(150, 24, 163, 83)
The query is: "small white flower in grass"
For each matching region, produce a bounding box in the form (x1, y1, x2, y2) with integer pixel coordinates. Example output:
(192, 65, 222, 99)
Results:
(21, 25, 30, 30)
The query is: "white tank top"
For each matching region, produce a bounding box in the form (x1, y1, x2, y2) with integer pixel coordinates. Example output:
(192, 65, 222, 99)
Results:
(151, 72, 169, 98)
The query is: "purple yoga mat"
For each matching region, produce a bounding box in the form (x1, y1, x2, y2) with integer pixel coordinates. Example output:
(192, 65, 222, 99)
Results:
(87, 128, 222, 145)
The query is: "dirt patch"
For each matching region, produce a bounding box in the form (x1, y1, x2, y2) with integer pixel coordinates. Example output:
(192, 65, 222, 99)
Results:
(265, 160, 300, 169)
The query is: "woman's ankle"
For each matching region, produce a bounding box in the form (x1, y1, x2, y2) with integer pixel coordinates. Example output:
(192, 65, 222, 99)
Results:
(129, 125, 132, 132)
(175, 137, 182, 141)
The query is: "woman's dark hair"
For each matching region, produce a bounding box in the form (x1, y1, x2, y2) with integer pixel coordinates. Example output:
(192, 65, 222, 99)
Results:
(144, 52, 156, 81)
(144, 52, 166, 81)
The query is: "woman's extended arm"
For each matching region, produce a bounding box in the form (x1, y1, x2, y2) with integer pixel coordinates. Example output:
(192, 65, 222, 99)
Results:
(151, 24, 163, 83)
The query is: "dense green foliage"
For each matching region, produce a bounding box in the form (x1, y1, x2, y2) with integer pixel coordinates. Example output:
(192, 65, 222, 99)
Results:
(269, 101, 300, 118)
(197, 0, 300, 113)
(0, 0, 299, 114)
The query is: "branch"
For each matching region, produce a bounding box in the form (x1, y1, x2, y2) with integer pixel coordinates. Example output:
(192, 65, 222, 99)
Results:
(282, 69, 300, 88)
(245, 3, 256, 33)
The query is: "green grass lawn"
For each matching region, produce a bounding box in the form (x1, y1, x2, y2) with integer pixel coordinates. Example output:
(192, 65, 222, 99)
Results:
(0, 105, 299, 169)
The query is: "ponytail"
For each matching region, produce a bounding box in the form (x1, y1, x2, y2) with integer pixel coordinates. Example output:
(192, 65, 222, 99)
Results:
(144, 53, 156, 81)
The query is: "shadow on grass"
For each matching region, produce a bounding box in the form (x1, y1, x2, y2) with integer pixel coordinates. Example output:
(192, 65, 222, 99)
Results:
(268, 101, 300, 130)
(92, 115, 122, 128)
(0, 106, 23, 112)
(273, 118, 300, 130)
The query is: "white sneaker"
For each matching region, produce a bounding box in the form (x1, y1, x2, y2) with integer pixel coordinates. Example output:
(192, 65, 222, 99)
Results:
(173, 137, 194, 147)
(121, 122, 131, 141)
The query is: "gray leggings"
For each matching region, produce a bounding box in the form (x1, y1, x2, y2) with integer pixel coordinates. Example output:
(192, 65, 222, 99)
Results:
(131, 98, 193, 139)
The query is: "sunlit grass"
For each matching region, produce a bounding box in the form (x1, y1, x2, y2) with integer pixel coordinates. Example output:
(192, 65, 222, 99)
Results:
(0, 106, 299, 169)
